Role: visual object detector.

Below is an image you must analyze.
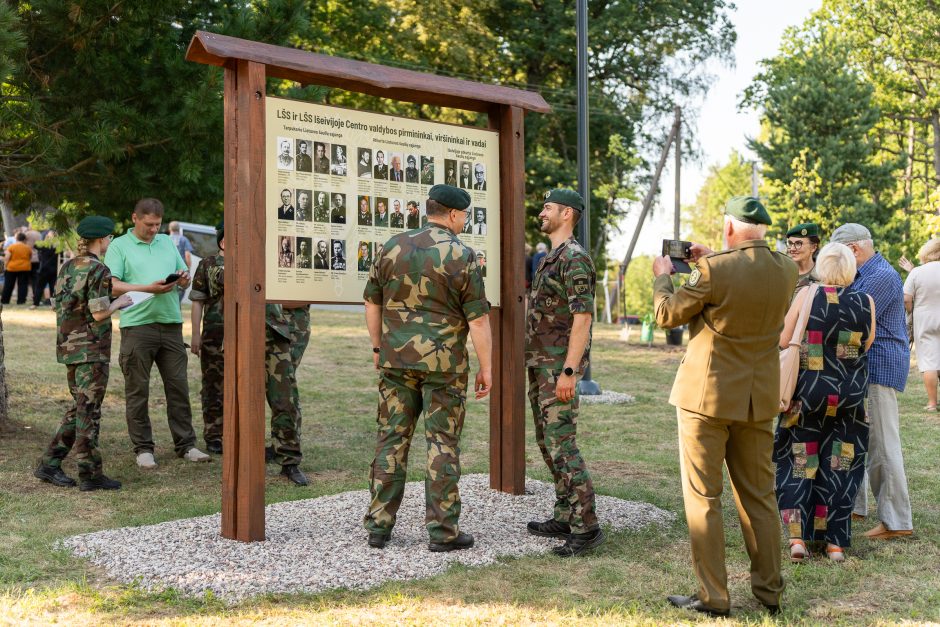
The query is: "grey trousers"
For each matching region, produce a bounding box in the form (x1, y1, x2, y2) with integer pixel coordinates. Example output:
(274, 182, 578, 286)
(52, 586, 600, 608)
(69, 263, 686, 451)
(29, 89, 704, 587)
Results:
(853, 384, 913, 530)
(118, 323, 196, 456)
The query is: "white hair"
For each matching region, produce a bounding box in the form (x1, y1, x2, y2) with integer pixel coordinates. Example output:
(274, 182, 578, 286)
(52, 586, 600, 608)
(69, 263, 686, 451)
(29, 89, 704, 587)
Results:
(536, 242, 548, 253)
(816, 242, 857, 286)
(723, 214, 766, 239)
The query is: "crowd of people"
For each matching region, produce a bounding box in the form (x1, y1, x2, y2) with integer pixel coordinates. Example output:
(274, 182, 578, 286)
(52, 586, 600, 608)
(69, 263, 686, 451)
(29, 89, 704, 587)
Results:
(1, 223, 61, 308)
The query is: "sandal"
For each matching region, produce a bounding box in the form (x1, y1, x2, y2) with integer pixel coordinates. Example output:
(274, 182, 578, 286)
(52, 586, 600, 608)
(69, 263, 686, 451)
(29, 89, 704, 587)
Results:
(924, 405, 938, 412)
(789, 539, 808, 563)
(826, 543, 845, 562)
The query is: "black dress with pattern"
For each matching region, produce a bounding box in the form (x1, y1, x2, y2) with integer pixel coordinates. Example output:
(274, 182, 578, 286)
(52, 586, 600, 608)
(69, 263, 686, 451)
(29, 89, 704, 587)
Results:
(774, 286, 871, 547)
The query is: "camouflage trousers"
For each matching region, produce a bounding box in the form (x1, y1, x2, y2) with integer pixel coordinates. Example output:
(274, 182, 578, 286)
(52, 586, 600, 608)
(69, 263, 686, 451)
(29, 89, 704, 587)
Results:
(527, 367, 598, 533)
(364, 368, 468, 543)
(284, 306, 311, 421)
(199, 336, 224, 444)
(42, 362, 109, 480)
(266, 326, 302, 466)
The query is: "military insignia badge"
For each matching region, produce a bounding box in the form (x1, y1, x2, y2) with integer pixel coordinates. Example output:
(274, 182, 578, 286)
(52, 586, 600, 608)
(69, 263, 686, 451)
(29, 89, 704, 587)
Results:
(543, 190, 551, 200)
(688, 268, 702, 287)
(573, 275, 590, 295)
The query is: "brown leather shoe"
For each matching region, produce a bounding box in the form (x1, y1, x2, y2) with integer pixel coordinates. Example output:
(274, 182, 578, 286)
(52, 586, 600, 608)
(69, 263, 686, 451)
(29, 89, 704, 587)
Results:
(863, 522, 913, 539)
(851, 513, 866, 521)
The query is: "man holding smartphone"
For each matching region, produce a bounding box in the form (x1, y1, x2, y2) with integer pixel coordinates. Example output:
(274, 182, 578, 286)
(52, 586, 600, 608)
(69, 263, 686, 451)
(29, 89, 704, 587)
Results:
(106, 197, 210, 469)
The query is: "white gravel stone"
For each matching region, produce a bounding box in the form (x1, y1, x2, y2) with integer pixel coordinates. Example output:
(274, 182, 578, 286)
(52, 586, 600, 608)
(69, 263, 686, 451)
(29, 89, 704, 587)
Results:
(60, 474, 674, 603)
(579, 391, 636, 405)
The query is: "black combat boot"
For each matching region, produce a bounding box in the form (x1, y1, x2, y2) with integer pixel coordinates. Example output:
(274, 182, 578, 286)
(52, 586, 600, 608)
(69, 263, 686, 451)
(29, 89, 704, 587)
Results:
(34, 463, 77, 487)
(205, 440, 223, 455)
(281, 464, 308, 486)
(79, 475, 122, 491)
(526, 518, 571, 538)
(552, 527, 605, 557)
(368, 532, 391, 549)
(428, 531, 474, 552)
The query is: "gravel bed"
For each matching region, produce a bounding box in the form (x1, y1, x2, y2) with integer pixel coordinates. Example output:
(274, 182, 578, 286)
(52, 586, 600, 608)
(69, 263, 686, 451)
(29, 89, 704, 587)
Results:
(580, 390, 636, 405)
(61, 474, 674, 602)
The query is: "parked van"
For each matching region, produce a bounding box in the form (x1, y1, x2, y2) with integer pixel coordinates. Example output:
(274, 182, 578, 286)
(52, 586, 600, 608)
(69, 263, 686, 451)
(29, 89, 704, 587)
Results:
(174, 222, 219, 304)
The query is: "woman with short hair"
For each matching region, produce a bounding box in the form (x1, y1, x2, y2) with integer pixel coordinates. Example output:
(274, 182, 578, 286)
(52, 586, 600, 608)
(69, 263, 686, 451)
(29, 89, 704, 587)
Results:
(775, 243, 875, 563)
(903, 238, 940, 410)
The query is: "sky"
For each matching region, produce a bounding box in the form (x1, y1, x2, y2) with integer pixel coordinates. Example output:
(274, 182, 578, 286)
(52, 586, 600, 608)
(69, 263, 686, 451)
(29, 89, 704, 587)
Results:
(606, 0, 821, 261)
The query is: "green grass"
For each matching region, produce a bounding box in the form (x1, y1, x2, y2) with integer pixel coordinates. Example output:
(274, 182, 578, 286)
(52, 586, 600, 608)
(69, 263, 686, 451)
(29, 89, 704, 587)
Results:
(1, 306, 938, 625)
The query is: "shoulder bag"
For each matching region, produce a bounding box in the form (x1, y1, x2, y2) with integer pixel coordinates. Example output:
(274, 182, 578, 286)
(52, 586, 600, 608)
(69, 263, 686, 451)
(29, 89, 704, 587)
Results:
(779, 284, 819, 412)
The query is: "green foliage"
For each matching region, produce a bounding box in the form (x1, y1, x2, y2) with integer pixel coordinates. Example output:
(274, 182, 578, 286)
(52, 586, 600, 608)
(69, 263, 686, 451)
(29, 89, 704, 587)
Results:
(622, 255, 653, 318)
(683, 149, 752, 250)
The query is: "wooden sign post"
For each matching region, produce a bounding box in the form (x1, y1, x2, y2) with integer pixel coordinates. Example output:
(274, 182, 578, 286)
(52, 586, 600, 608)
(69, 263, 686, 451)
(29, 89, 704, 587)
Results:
(186, 31, 550, 541)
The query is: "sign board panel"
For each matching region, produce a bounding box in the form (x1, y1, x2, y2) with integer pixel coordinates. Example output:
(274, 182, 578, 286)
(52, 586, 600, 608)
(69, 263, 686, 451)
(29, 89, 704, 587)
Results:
(265, 97, 501, 304)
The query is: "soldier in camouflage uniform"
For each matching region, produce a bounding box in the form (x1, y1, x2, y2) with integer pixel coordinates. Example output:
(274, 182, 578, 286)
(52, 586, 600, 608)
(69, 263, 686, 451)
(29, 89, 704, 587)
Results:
(190, 224, 225, 453)
(35, 216, 133, 491)
(363, 184, 492, 552)
(525, 188, 605, 557)
(267, 303, 308, 485)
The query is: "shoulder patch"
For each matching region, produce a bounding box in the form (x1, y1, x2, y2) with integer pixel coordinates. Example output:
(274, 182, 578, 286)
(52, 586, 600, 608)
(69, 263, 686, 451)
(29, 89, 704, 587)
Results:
(688, 268, 702, 287)
(573, 275, 590, 295)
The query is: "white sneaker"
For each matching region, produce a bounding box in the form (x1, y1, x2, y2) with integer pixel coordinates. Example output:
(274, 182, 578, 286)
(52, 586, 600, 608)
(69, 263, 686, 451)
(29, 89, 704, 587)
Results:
(136, 452, 158, 469)
(183, 447, 211, 462)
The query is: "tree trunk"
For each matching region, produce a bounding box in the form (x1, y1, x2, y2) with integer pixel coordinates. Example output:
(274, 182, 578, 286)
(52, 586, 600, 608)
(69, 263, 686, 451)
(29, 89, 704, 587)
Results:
(1, 192, 26, 239)
(931, 110, 940, 187)
(0, 304, 9, 428)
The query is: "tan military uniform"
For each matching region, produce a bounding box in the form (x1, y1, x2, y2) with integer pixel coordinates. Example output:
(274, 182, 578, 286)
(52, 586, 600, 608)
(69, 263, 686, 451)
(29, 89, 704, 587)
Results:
(654, 239, 797, 611)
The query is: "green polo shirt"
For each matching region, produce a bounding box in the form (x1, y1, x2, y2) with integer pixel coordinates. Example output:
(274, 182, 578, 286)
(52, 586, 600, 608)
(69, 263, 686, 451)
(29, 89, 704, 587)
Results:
(105, 231, 187, 328)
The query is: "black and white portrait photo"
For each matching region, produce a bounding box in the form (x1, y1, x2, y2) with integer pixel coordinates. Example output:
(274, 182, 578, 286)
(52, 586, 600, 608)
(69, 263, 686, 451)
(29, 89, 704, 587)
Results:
(330, 193, 347, 224)
(313, 190, 329, 222)
(295, 140, 312, 172)
(473, 163, 487, 191)
(357, 148, 372, 178)
(331, 239, 347, 271)
(276, 188, 295, 221)
(444, 159, 458, 186)
(296, 237, 312, 269)
(405, 154, 419, 183)
(276, 137, 294, 170)
(331, 144, 348, 176)
(373, 149, 389, 180)
(420, 156, 434, 185)
(459, 161, 472, 189)
(278, 236, 294, 268)
(313, 239, 329, 269)
(295, 189, 312, 222)
(313, 142, 330, 174)
(473, 207, 487, 235)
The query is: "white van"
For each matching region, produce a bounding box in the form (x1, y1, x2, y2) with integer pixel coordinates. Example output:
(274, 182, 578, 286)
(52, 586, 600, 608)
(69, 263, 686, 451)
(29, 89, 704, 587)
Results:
(175, 221, 220, 304)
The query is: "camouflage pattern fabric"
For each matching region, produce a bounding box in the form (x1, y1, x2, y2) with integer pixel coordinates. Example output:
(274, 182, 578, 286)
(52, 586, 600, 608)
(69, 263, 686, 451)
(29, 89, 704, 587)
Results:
(527, 367, 598, 533)
(525, 237, 595, 371)
(190, 254, 225, 442)
(363, 224, 489, 374)
(363, 368, 469, 542)
(266, 304, 301, 466)
(42, 362, 109, 480)
(794, 267, 819, 298)
(285, 305, 311, 428)
(54, 254, 113, 364)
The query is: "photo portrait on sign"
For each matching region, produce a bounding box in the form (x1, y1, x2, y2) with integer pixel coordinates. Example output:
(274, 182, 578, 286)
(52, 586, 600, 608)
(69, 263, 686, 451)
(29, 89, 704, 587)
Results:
(420, 156, 434, 185)
(459, 161, 473, 189)
(357, 148, 372, 178)
(330, 192, 347, 224)
(357, 195, 373, 226)
(473, 163, 487, 190)
(374, 197, 389, 227)
(313, 142, 330, 174)
(331, 144, 348, 176)
(331, 239, 347, 271)
(276, 188, 295, 221)
(420, 201, 428, 227)
(295, 139, 312, 172)
(373, 241, 384, 260)
(313, 190, 329, 222)
(295, 189, 312, 221)
(444, 159, 458, 186)
(405, 154, 419, 183)
(296, 237, 312, 269)
(462, 209, 473, 234)
(473, 207, 487, 235)
(373, 149, 389, 180)
(313, 239, 329, 269)
(475, 250, 487, 278)
(276, 137, 294, 170)
(357, 240, 372, 272)
(390, 199, 405, 229)
(406, 200, 421, 230)
(278, 236, 294, 268)
(389, 153, 404, 183)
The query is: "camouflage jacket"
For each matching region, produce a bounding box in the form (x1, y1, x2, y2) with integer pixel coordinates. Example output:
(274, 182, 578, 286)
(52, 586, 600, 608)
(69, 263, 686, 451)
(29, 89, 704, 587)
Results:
(266, 303, 291, 341)
(54, 254, 114, 364)
(525, 237, 595, 371)
(364, 224, 489, 373)
(190, 254, 224, 343)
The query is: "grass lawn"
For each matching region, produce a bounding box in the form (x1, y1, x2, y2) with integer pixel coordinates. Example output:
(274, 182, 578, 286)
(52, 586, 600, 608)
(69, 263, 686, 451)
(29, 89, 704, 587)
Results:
(1, 305, 938, 625)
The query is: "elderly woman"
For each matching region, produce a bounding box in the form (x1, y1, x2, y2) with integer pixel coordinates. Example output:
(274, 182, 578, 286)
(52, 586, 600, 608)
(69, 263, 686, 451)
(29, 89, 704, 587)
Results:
(903, 238, 940, 410)
(785, 222, 821, 291)
(774, 243, 875, 563)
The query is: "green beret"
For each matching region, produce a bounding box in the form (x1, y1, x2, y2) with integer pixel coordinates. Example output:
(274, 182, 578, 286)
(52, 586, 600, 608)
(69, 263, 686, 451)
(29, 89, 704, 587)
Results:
(428, 184, 471, 210)
(724, 196, 771, 225)
(76, 216, 115, 239)
(543, 188, 584, 212)
(786, 222, 819, 238)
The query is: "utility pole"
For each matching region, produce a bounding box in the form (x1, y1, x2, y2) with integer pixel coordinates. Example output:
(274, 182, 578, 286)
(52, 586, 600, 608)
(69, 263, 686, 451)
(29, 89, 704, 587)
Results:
(673, 106, 681, 239)
(576, 0, 600, 395)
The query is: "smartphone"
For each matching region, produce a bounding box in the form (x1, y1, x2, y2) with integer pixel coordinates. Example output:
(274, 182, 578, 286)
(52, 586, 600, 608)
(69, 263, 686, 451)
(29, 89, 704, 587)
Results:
(164, 273, 181, 283)
(662, 239, 693, 273)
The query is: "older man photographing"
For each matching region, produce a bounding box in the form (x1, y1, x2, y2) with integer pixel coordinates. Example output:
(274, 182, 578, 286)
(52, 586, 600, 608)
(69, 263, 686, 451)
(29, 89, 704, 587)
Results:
(106, 198, 210, 468)
(653, 197, 797, 618)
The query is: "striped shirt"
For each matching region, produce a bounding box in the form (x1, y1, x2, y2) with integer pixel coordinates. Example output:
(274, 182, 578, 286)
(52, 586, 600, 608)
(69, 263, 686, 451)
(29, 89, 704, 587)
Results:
(851, 252, 909, 392)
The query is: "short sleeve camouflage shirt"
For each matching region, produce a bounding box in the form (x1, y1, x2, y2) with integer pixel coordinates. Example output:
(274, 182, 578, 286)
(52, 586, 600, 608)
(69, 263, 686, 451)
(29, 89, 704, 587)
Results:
(190, 254, 225, 342)
(54, 254, 113, 364)
(525, 237, 595, 371)
(363, 224, 489, 373)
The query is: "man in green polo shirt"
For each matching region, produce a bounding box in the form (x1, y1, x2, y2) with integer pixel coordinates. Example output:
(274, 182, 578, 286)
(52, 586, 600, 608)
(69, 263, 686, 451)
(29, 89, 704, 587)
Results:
(106, 198, 210, 468)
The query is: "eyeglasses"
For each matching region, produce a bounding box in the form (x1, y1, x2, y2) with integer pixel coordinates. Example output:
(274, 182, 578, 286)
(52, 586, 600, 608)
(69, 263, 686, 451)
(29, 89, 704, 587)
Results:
(786, 240, 805, 250)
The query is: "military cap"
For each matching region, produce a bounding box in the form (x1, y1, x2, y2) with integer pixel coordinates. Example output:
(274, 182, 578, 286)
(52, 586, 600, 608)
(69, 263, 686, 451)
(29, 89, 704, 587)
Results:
(407, 155, 416, 164)
(543, 188, 584, 212)
(830, 223, 872, 244)
(76, 216, 115, 239)
(724, 196, 771, 225)
(428, 184, 471, 210)
(786, 222, 820, 238)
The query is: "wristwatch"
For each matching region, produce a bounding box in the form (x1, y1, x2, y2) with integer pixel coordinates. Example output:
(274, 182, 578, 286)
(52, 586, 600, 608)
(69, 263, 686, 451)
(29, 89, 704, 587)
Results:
(372, 347, 380, 354)
(563, 366, 574, 377)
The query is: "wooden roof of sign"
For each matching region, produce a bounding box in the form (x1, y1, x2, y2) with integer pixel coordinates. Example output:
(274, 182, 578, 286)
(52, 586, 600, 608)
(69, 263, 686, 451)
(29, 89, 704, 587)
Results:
(186, 31, 551, 114)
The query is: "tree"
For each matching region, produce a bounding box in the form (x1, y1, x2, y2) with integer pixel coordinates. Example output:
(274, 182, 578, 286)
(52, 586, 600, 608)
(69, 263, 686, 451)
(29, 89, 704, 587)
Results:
(684, 149, 753, 251)
(744, 27, 899, 239)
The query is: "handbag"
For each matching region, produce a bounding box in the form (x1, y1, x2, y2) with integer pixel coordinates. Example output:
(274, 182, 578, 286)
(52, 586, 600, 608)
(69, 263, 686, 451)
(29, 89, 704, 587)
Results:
(779, 284, 819, 412)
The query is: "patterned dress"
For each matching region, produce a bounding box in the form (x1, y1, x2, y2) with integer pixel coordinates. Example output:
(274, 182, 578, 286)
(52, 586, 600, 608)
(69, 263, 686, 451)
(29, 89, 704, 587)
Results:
(774, 285, 871, 547)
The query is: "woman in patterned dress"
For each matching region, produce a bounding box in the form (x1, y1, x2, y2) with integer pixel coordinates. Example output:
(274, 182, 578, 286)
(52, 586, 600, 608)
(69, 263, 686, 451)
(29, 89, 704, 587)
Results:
(774, 243, 876, 563)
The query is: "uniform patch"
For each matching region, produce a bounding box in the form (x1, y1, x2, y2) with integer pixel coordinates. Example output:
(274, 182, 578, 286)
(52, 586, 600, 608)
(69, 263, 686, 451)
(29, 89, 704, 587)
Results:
(688, 268, 701, 287)
(573, 275, 590, 295)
